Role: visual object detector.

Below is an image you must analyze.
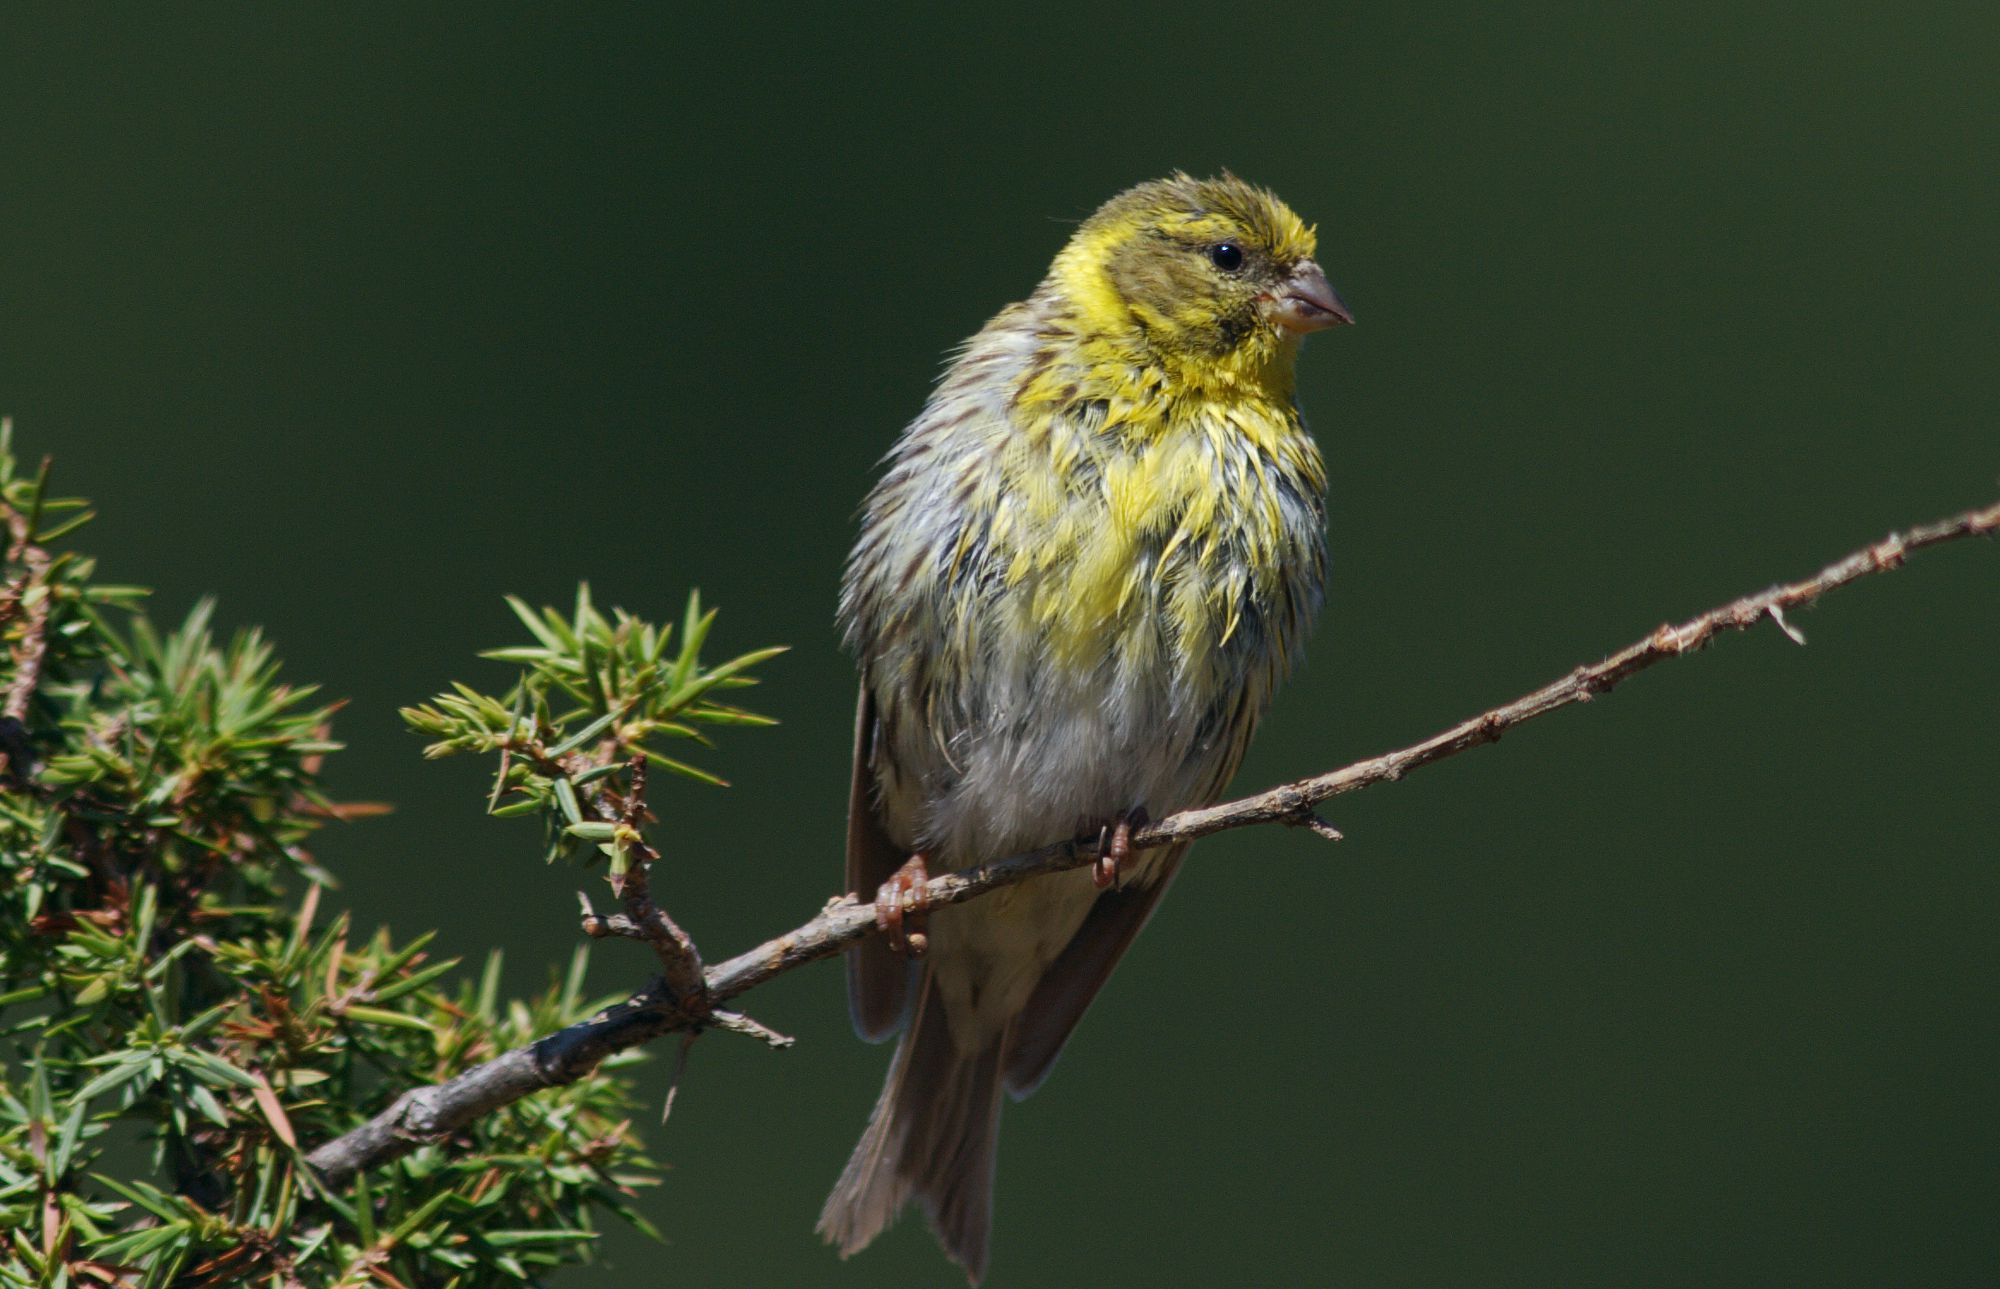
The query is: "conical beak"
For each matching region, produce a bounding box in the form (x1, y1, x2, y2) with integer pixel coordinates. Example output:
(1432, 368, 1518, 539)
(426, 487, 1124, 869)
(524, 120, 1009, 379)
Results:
(1272, 260, 1354, 333)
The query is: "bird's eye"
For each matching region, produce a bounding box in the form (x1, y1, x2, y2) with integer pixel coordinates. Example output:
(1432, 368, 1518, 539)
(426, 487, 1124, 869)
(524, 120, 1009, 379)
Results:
(1208, 242, 1245, 272)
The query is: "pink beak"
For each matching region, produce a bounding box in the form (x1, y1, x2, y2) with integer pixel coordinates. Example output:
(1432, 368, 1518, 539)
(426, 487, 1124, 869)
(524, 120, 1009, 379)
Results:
(1272, 260, 1354, 333)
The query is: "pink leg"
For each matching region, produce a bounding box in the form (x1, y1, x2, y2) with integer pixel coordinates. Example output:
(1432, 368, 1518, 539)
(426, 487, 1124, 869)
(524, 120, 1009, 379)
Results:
(1093, 807, 1149, 890)
(874, 854, 931, 957)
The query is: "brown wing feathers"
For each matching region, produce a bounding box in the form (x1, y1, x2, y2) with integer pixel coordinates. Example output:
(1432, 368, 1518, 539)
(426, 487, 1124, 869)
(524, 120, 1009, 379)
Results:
(845, 688, 914, 1041)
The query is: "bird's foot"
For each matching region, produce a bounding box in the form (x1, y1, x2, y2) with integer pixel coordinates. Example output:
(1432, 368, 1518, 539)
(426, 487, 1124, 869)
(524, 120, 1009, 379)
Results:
(874, 854, 931, 957)
(1092, 807, 1149, 890)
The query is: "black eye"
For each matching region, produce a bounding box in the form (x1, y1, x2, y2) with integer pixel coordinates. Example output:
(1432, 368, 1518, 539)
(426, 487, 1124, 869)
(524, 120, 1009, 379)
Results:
(1207, 242, 1245, 272)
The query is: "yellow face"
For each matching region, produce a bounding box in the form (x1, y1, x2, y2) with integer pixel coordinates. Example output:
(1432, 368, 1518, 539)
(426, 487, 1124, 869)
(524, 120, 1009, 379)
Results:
(1051, 173, 1351, 363)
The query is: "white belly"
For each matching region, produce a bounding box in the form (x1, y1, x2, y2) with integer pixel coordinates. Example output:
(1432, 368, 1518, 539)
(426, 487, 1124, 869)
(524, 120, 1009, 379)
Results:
(902, 655, 1195, 1053)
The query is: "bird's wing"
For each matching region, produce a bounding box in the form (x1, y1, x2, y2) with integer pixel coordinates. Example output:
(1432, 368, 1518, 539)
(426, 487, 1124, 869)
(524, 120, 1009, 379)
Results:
(846, 685, 915, 1042)
(1000, 843, 1188, 1098)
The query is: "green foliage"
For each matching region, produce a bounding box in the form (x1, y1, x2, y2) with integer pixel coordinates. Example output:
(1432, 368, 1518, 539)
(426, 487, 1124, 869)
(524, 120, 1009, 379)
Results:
(0, 424, 779, 1286)
(402, 588, 782, 872)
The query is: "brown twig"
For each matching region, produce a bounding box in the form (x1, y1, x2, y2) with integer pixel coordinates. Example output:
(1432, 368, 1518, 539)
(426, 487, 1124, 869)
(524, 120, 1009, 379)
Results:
(303, 497, 2000, 1186)
(0, 466, 55, 777)
(605, 755, 709, 1010)
(523, 737, 712, 1010)
(303, 979, 692, 1185)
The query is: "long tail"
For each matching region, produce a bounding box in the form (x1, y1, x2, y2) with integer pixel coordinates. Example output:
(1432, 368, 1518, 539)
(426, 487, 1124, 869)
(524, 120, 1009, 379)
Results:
(817, 974, 1004, 1284)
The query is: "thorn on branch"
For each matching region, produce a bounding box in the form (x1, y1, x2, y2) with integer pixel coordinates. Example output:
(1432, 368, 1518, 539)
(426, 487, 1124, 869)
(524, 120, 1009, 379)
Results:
(578, 892, 615, 938)
(659, 1030, 698, 1128)
(1287, 810, 1345, 843)
(708, 1008, 796, 1049)
(1766, 604, 1808, 646)
(578, 893, 667, 945)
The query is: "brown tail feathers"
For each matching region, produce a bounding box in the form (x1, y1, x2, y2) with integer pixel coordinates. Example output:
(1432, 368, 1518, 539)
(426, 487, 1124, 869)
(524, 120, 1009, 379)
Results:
(818, 976, 1004, 1284)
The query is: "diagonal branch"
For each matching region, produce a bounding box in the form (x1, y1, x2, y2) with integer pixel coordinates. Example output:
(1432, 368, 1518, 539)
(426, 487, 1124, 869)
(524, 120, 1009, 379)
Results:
(303, 496, 2000, 1185)
(0, 466, 56, 779)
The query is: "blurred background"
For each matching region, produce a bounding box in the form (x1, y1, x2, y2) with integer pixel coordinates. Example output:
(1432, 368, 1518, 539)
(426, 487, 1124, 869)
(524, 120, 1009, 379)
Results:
(2, 4, 1996, 1284)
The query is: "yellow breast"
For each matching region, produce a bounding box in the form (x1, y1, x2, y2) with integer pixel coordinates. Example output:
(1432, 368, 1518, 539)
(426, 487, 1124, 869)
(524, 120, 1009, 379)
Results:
(997, 386, 1322, 677)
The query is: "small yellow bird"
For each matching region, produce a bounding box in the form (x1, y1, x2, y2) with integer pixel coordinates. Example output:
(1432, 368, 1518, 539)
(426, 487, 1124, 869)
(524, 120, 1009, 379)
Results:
(822, 173, 1349, 1281)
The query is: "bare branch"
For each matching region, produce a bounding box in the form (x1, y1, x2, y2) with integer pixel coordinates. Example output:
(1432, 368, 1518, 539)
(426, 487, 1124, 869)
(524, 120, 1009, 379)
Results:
(0, 472, 55, 778)
(304, 496, 2000, 1185)
(304, 980, 689, 1184)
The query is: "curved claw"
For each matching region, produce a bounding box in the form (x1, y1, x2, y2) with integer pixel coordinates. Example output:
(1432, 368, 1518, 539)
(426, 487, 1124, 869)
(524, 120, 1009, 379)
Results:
(873, 854, 931, 958)
(1092, 807, 1148, 890)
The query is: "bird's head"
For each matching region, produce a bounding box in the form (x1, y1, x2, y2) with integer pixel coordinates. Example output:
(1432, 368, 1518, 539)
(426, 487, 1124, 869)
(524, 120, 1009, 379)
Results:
(1046, 172, 1351, 384)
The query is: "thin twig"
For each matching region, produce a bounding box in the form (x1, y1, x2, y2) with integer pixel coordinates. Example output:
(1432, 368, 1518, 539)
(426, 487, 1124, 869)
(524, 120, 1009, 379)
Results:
(305, 980, 691, 1183)
(303, 497, 2000, 1186)
(534, 741, 711, 1007)
(607, 755, 709, 1008)
(708, 1008, 796, 1049)
(0, 475, 55, 776)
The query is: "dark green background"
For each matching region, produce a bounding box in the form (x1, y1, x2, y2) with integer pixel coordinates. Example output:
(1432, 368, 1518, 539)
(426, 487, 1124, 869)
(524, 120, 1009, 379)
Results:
(4, 5, 1996, 1284)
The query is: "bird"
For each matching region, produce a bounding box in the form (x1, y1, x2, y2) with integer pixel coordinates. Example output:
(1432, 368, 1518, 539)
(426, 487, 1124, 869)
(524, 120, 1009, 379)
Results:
(821, 172, 1350, 1282)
